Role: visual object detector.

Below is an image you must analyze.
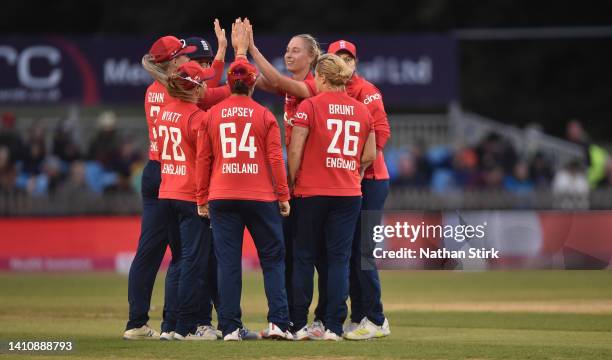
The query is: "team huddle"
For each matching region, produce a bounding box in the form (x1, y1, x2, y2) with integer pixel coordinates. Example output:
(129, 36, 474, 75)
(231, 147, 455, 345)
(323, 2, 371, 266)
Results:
(123, 18, 391, 342)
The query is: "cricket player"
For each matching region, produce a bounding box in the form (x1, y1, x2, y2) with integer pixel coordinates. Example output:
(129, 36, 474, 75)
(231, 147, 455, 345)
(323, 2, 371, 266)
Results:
(124, 35, 195, 340)
(156, 61, 215, 340)
(326, 39, 392, 340)
(195, 59, 292, 341)
(288, 54, 377, 341)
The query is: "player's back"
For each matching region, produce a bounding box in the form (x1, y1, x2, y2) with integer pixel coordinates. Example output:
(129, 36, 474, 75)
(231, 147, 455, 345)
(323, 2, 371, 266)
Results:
(144, 80, 169, 162)
(293, 91, 373, 197)
(157, 99, 205, 202)
(206, 95, 280, 201)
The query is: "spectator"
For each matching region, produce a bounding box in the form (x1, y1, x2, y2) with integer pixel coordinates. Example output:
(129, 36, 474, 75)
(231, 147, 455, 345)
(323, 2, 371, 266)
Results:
(391, 152, 429, 188)
(108, 137, 142, 176)
(88, 111, 121, 169)
(57, 160, 96, 197)
(0, 112, 24, 165)
(596, 158, 612, 188)
(53, 118, 82, 163)
(528, 151, 554, 188)
(475, 132, 517, 174)
(504, 161, 534, 194)
(566, 119, 608, 188)
(21, 121, 47, 175)
(552, 159, 589, 209)
(479, 166, 505, 190)
(0, 146, 18, 192)
(452, 147, 479, 189)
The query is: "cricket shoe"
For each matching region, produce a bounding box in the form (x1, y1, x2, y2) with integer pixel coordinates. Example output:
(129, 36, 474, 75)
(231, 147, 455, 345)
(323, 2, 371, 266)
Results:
(378, 318, 391, 338)
(194, 325, 218, 340)
(123, 324, 159, 340)
(343, 320, 360, 334)
(344, 317, 388, 340)
(159, 331, 175, 341)
(223, 327, 261, 341)
(307, 320, 326, 340)
(173, 330, 215, 341)
(322, 329, 343, 341)
(292, 325, 309, 341)
(260, 323, 293, 340)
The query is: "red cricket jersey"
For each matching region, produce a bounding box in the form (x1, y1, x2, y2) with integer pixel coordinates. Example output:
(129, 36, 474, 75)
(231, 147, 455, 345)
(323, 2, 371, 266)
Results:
(196, 95, 289, 205)
(282, 73, 317, 145)
(157, 99, 206, 202)
(346, 74, 390, 180)
(144, 80, 170, 161)
(292, 91, 373, 197)
(198, 84, 231, 111)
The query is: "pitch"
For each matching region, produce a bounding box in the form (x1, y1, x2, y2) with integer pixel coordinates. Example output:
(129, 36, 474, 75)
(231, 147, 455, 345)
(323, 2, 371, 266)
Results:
(1, 271, 611, 359)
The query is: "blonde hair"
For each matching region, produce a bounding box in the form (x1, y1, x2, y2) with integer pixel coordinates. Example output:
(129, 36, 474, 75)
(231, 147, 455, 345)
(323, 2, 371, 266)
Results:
(315, 54, 353, 87)
(142, 54, 170, 87)
(293, 34, 321, 70)
(167, 73, 200, 103)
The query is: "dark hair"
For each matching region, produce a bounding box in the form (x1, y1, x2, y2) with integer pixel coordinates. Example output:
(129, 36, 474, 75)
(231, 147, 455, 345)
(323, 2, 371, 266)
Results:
(231, 80, 250, 95)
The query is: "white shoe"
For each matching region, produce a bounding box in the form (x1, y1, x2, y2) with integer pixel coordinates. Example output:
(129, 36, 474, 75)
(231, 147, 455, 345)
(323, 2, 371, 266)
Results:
(194, 325, 218, 340)
(307, 320, 326, 340)
(260, 323, 293, 340)
(344, 317, 386, 340)
(216, 329, 223, 339)
(123, 324, 159, 340)
(292, 325, 309, 341)
(343, 321, 360, 334)
(378, 318, 391, 338)
(223, 328, 241, 341)
(173, 331, 215, 341)
(160, 331, 175, 341)
(322, 329, 343, 341)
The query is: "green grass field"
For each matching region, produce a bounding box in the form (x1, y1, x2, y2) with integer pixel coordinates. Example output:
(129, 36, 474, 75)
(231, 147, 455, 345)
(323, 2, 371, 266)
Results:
(1, 271, 612, 359)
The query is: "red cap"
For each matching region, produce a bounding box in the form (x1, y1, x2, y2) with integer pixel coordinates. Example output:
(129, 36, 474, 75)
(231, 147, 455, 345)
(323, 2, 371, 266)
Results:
(175, 61, 216, 89)
(327, 40, 357, 58)
(149, 35, 197, 63)
(227, 60, 258, 88)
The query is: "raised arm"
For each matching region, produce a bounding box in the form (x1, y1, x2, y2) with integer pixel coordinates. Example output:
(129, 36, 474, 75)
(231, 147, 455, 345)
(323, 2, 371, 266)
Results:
(231, 18, 249, 60)
(213, 18, 227, 63)
(206, 19, 227, 87)
(245, 19, 312, 98)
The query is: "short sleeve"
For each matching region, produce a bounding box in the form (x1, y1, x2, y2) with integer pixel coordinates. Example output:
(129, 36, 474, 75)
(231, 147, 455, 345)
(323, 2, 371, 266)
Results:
(292, 99, 314, 129)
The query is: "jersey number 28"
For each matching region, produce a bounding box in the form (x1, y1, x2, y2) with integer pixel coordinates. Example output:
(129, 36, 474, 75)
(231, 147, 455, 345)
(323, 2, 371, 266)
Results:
(158, 125, 185, 161)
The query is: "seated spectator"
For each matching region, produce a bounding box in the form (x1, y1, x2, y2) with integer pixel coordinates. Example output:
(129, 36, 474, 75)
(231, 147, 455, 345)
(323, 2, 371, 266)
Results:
(22, 121, 47, 175)
(504, 161, 534, 194)
(53, 118, 82, 163)
(552, 159, 589, 209)
(476, 132, 517, 174)
(0, 146, 19, 194)
(0, 112, 24, 165)
(391, 152, 430, 188)
(57, 160, 97, 197)
(88, 111, 120, 170)
(452, 147, 479, 189)
(480, 166, 505, 190)
(528, 151, 553, 188)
